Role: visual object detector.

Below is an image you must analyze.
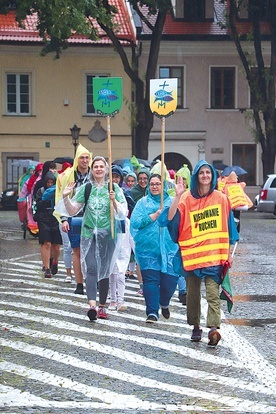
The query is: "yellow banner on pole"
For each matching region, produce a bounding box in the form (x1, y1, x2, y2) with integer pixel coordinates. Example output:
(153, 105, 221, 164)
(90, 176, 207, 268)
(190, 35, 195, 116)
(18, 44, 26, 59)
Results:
(150, 78, 178, 118)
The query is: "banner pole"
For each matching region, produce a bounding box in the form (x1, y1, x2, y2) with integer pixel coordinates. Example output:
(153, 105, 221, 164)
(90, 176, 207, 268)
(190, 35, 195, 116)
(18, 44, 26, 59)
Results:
(107, 115, 114, 239)
(161, 116, 165, 209)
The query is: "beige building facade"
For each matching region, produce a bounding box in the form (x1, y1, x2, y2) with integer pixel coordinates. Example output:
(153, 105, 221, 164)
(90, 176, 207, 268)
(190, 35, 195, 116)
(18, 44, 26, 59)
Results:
(0, 44, 133, 192)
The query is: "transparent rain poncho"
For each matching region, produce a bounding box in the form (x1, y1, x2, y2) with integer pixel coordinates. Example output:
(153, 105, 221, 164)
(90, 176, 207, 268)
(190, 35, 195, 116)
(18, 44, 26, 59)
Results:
(55, 173, 127, 282)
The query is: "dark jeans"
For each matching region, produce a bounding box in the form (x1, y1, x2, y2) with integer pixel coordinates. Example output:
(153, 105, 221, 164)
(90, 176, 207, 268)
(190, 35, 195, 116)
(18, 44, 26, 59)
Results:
(141, 269, 178, 318)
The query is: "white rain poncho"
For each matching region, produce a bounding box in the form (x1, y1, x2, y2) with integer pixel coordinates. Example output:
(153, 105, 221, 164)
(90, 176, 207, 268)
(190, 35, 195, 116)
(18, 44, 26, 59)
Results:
(55, 175, 127, 282)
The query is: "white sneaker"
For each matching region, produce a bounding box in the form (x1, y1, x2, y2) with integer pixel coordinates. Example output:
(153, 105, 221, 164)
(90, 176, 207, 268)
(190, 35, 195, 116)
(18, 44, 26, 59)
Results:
(117, 302, 127, 312)
(65, 276, 72, 283)
(109, 301, 117, 311)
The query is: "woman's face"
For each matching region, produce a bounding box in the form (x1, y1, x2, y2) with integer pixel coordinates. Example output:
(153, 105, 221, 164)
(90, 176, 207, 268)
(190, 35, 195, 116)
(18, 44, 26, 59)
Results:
(138, 173, 148, 189)
(92, 160, 106, 180)
(126, 176, 136, 188)
(149, 177, 162, 195)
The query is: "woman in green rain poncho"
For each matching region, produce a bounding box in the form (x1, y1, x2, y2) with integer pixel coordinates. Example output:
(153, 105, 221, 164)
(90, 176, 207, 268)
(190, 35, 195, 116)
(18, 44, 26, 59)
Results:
(55, 156, 128, 321)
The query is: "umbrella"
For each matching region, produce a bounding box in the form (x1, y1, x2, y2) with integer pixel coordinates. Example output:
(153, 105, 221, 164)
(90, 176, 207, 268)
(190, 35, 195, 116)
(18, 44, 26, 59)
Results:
(222, 166, 247, 176)
(12, 159, 40, 168)
(220, 242, 238, 313)
(213, 162, 228, 171)
(112, 158, 152, 169)
(53, 156, 74, 165)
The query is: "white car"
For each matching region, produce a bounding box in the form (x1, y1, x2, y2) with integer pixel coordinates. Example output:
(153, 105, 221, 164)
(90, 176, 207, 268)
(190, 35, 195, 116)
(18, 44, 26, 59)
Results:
(256, 174, 276, 215)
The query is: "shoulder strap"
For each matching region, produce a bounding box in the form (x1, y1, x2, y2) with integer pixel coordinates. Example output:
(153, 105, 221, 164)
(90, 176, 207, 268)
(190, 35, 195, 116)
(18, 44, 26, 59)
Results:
(84, 182, 92, 206)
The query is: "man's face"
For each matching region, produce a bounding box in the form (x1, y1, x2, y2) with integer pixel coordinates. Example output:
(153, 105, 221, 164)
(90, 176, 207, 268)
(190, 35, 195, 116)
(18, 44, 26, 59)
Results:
(138, 173, 148, 189)
(78, 153, 90, 171)
(112, 173, 121, 184)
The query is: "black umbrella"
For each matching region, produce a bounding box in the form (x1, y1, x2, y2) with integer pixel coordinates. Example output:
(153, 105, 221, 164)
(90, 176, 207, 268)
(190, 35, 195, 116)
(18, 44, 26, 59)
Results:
(53, 156, 74, 165)
(213, 162, 228, 171)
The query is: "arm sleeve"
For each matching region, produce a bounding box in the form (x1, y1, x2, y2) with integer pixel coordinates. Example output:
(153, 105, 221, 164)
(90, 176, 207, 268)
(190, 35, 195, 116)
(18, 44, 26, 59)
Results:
(158, 206, 180, 243)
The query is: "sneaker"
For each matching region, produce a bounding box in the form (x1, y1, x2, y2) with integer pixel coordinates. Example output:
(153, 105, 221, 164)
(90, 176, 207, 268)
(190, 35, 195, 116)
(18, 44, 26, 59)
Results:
(42, 266, 46, 272)
(208, 328, 221, 346)
(87, 306, 97, 321)
(137, 288, 143, 296)
(161, 307, 170, 319)
(74, 283, 84, 295)
(117, 302, 127, 312)
(109, 301, 117, 311)
(51, 262, 58, 275)
(191, 326, 203, 342)
(44, 268, 52, 279)
(97, 307, 108, 319)
(65, 276, 72, 283)
(146, 314, 158, 323)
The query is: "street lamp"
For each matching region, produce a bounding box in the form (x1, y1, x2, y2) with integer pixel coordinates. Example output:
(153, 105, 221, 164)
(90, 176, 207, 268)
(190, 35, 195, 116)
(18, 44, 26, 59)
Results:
(70, 124, 81, 155)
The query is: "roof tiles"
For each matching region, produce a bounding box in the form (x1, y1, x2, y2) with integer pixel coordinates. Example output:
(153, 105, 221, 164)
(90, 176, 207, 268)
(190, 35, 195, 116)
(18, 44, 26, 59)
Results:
(0, 0, 136, 45)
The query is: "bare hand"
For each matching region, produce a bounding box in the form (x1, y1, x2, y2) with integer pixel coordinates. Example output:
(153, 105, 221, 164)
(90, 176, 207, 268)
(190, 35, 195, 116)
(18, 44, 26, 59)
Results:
(63, 182, 76, 198)
(109, 190, 116, 200)
(175, 176, 186, 197)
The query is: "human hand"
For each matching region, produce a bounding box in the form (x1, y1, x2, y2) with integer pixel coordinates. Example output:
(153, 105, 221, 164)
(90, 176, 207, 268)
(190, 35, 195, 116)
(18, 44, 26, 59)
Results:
(109, 189, 116, 200)
(175, 176, 186, 197)
(62, 220, 69, 233)
(63, 182, 76, 198)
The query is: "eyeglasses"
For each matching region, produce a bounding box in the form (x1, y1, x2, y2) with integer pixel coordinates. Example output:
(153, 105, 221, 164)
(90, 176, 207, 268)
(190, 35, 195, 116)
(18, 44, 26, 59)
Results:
(150, 183, 162, 187)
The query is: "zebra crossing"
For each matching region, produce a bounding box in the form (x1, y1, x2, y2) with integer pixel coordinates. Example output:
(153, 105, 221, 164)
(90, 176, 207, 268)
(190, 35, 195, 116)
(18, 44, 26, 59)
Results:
(0, 255, 275, 413)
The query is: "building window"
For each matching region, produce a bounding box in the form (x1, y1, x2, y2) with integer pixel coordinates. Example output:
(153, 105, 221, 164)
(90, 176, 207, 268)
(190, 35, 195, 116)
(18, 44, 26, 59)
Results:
(86, 74, 108, 115)
(184, 0, 205, 21)
(6, 73, 30, 115)
(232, 143, 256, 185)
(159, 66, 184, 108)
(211, 67, 235, 109)
(238, 0, 269, 21)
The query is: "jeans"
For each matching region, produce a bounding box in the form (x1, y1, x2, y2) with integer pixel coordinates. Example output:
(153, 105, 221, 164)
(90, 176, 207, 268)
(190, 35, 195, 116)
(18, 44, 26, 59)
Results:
(141, 269, 178, 318)
(59, 223, 72, 269)
(177, 275, 186, 294)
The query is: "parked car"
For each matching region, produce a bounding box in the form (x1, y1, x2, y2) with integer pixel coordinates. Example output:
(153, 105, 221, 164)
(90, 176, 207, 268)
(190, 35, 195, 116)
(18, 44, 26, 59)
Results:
(0, 187, 18, 210)
(256, 174, 276, 215)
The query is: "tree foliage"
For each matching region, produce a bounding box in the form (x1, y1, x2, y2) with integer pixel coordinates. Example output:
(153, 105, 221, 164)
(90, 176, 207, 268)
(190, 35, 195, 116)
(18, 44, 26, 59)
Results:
(224, 0, 276, 176)
(0, 0, 171, 158)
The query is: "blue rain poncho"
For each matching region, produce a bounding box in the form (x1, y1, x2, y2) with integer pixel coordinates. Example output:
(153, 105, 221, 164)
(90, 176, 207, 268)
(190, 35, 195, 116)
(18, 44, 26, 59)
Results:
(130, 185, 179, 277)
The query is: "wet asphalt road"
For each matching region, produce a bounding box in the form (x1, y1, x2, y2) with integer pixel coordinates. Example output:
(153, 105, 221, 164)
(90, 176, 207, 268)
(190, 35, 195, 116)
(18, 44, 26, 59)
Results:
(0, 209, 275, 413)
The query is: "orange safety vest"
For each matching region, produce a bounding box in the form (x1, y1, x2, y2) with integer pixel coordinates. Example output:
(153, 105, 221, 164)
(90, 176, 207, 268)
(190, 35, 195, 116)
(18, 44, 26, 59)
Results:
(178, 190, 231, 271)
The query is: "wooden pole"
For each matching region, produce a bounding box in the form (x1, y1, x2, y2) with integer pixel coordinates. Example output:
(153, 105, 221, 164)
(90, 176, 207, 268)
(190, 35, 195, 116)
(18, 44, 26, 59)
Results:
(160, 116, 165, 208)
(107, 115, 114, 239)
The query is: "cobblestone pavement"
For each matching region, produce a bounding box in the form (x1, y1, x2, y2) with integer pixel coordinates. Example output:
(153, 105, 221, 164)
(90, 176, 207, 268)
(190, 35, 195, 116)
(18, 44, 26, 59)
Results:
(0, 210, 275, 413)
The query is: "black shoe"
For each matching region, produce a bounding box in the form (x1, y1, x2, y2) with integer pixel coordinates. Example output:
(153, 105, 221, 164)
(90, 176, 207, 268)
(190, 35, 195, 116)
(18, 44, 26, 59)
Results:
(44, 268, 52, 279)
(191, 327, 203, 342)
(51, 262, 58, 275)
(74, 283, 84, 295)
(178, 293, 187, 305)
(161, 307, 170, 319)
(87, 306, 97, 321)
(146, 315, 158, 323)
(181, 294, 187, 306)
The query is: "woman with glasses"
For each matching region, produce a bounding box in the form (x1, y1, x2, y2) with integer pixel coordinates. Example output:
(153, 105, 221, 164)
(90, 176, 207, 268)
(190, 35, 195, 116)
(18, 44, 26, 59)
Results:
(130, 174, 179, 323)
